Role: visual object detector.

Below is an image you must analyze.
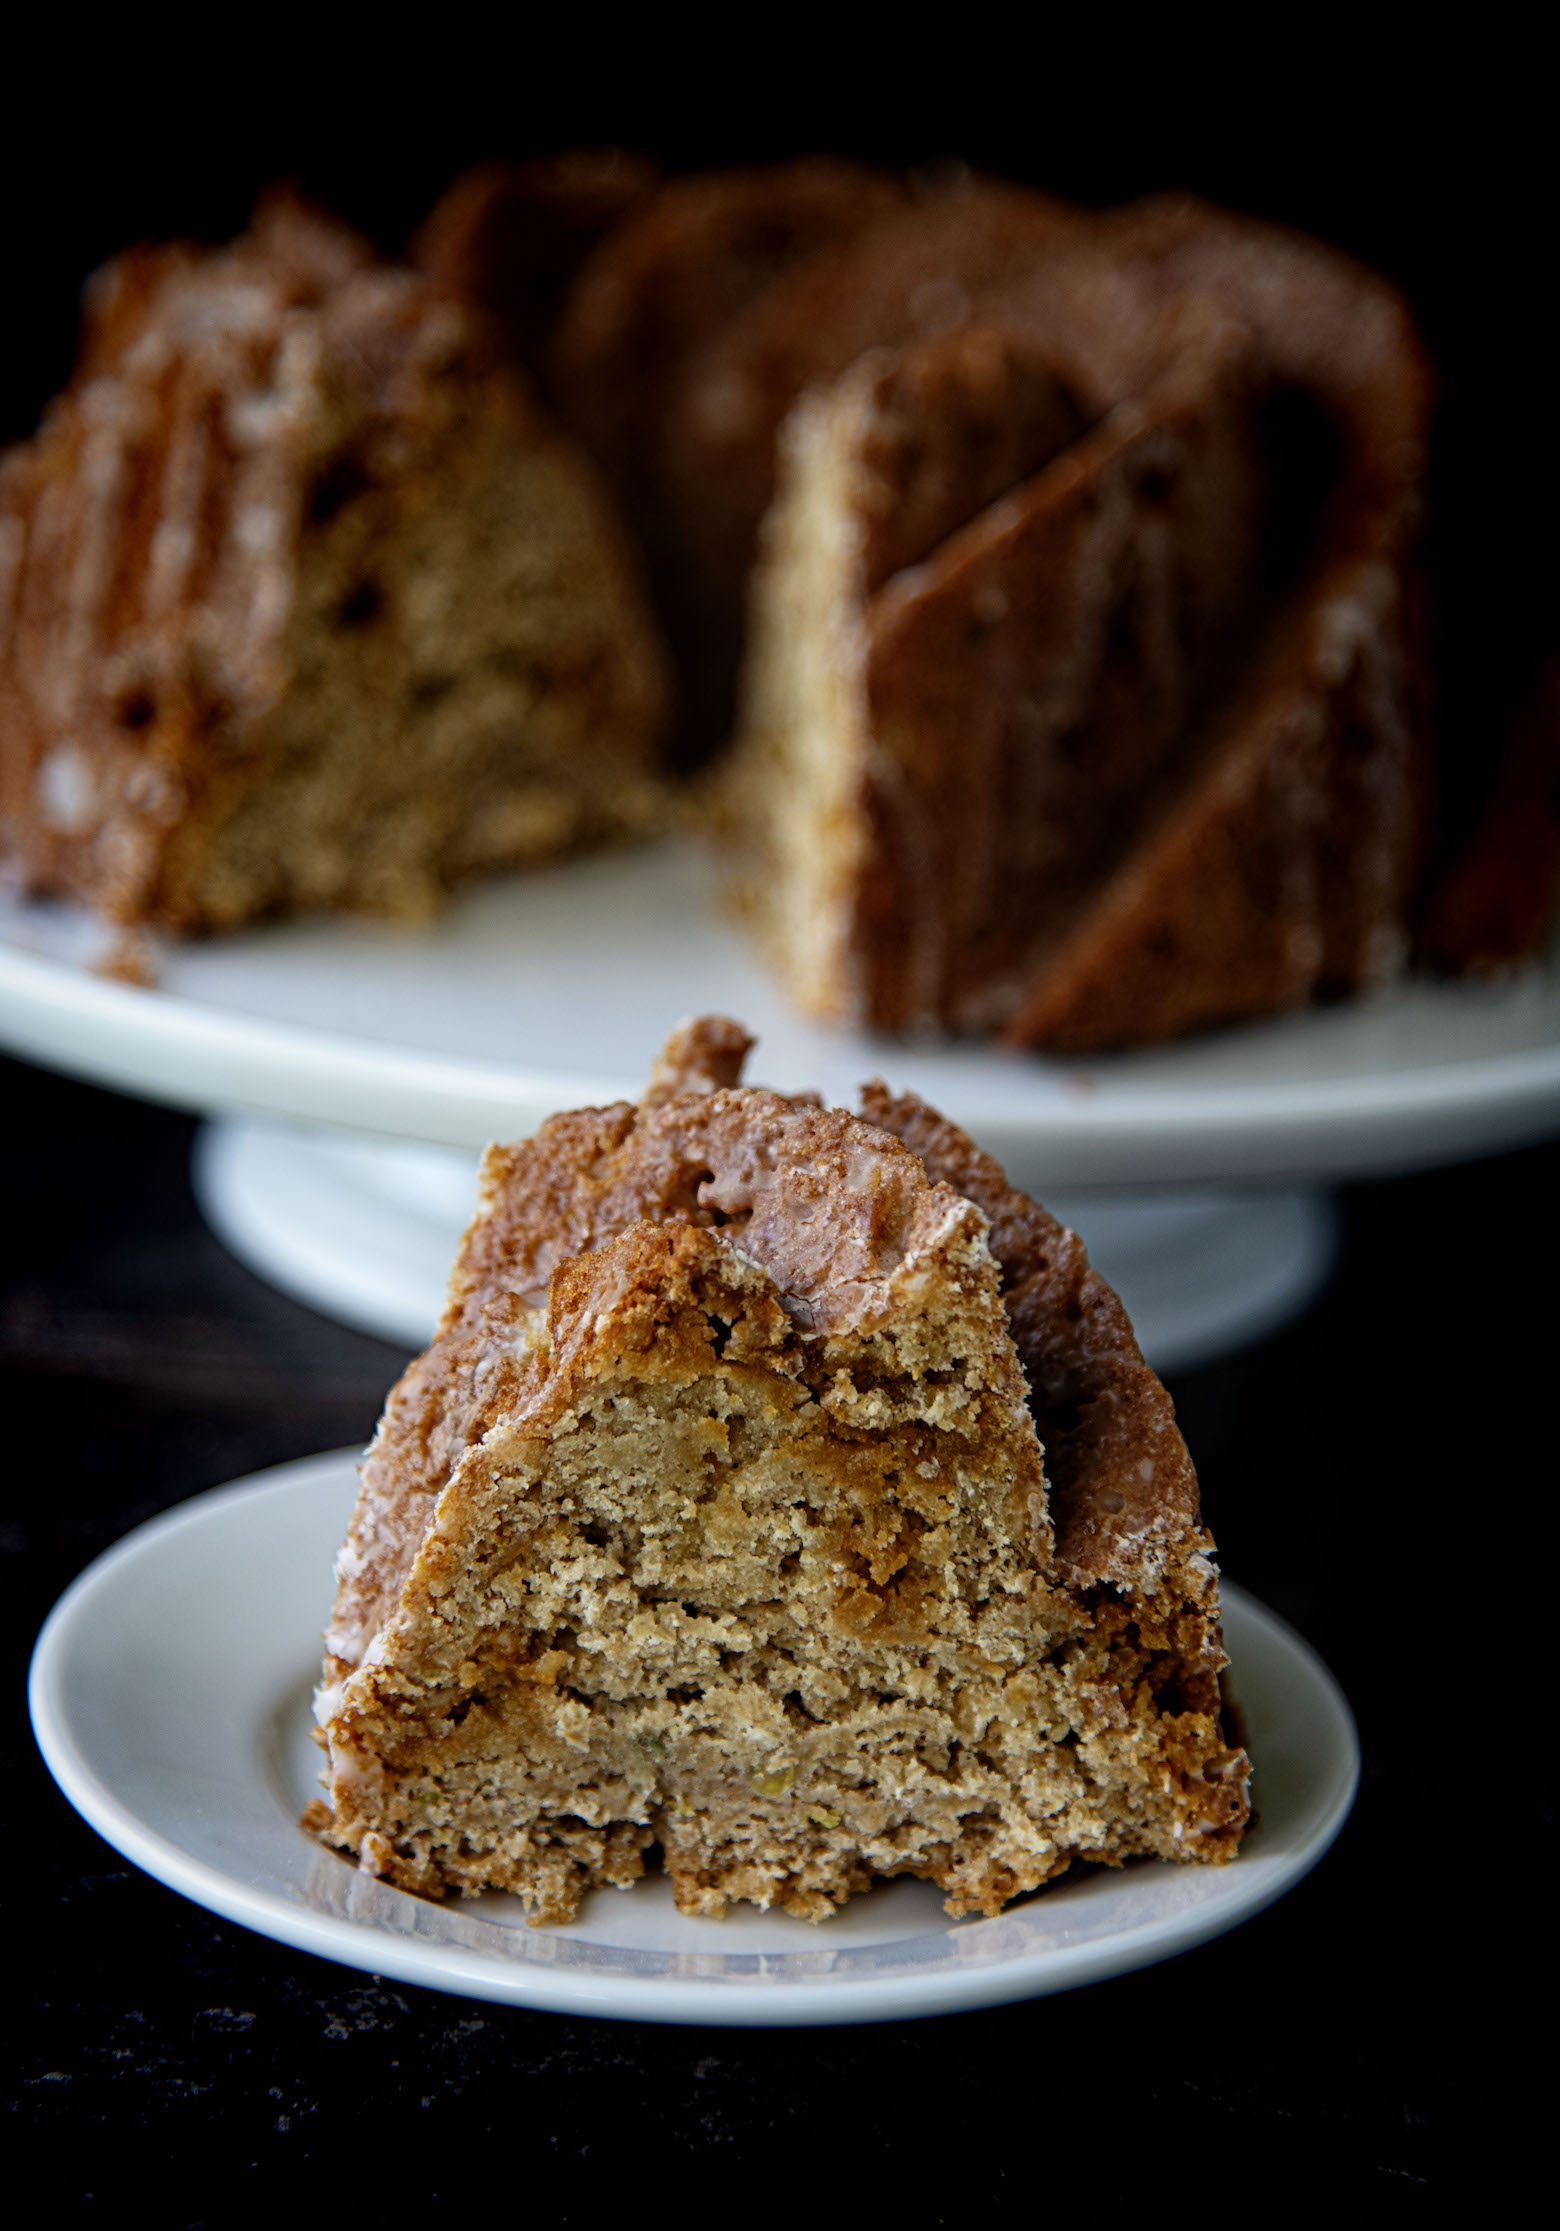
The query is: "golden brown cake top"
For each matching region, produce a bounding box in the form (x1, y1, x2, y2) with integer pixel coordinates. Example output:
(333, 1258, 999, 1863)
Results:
(450, 1025, 983, 1341)
(643, 1013, 755, 1103)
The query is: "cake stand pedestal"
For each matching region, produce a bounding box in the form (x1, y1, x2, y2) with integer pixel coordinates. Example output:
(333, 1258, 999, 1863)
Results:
(193, 1117, 1337, 1373)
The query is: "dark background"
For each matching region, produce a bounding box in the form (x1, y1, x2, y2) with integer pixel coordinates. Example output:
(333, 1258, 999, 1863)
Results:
(3, 42, 1548, 2205)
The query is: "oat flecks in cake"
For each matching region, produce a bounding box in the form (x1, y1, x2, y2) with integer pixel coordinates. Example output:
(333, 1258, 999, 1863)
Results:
(0, 191, 670, 934)
(310, 1017, 1248, 1925)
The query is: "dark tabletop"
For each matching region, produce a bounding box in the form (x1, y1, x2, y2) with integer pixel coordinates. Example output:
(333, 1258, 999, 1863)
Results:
(6, 1045, 1544, 2204)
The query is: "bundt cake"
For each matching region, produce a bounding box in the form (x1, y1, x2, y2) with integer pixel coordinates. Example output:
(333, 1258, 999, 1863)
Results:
(0, 193, 670, 933)
(433, 159, 1436, 1050)
(710, 185, 1434, 1048)
(307, 1017, 1248, 1924)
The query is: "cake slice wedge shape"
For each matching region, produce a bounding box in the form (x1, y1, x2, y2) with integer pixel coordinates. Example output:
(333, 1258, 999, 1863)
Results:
(309, 1019, 1248, 1923)
(0, 193, 670, 934)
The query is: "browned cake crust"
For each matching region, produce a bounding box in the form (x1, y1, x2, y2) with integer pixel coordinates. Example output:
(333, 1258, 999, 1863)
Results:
(411, 151, 661, 391)
(547, 159, 910, 760)
(0, 194, 670, 932)
(659, 176, 1089, 636)
(717, 182, 1433, 1048)
(311, 1018, 1247, 1924)
(857, 1080, 1206, 1597)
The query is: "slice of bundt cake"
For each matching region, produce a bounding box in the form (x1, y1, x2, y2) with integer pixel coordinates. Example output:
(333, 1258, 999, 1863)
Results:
(308, 1018, 1247, 1924)
(0, 193, 669, 933)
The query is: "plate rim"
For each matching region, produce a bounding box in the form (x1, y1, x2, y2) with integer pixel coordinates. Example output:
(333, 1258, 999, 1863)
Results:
(31, 1448, 1359, 2027)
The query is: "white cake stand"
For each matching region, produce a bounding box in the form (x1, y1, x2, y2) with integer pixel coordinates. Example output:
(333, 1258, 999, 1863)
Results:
(4, 839, 1558, 1369)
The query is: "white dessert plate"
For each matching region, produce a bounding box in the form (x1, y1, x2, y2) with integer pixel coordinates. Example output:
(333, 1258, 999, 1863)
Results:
(31, 1448, 1359, 2027)
(2, 838, 1557, 1186)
